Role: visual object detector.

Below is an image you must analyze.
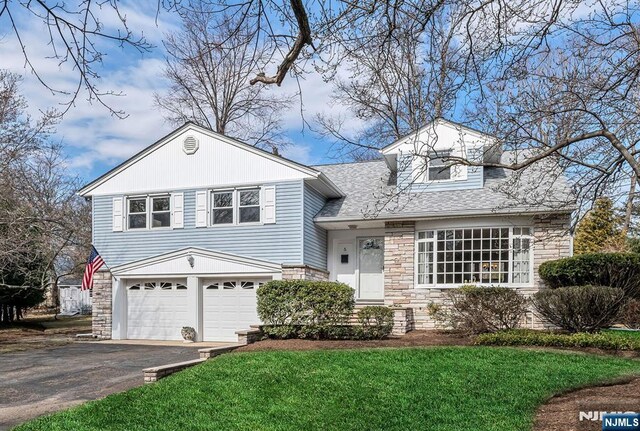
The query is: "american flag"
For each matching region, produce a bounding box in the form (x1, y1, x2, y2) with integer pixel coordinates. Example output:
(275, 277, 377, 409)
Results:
(82, 246, 105, 290)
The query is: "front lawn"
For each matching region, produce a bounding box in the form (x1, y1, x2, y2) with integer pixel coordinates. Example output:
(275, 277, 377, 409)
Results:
(16, 347, 640, 431)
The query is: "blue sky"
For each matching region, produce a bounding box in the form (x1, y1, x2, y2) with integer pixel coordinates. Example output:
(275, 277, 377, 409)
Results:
(0, 2, 348, 183)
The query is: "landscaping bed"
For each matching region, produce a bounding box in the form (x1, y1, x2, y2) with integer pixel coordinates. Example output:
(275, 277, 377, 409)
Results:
(475, 329, 640, 355)
(15, 347, 640, 431)
(237, 329, 471, 352)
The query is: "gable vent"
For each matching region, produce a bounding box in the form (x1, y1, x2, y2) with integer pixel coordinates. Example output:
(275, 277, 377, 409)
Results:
(183, 136, 199, 155)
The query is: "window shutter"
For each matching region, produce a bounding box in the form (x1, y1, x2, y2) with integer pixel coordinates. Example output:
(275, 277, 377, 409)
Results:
(172, 192, 184, 229)
(451, 147, 468, 181)
(195, 190, 208, 227)
(112, 197, 124, 232)
(411, 155, 426, 183)
(263, 186, 276, 224)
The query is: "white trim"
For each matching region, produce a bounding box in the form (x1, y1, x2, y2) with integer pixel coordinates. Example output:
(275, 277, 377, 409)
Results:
(209, 186, 264, 227)
(110, 247, 282, 276)
(380, 118, 494, 155)
(414, 225, 535, 289)
(78, 123, 343, 197)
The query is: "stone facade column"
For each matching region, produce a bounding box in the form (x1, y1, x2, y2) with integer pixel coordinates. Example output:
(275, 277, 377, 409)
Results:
(92, 270, 113, 339)
(383, 221, 416, 308)
(518, 212, 572, 329)
(281, 265, 329, 281)
(532, 213, 572, 289)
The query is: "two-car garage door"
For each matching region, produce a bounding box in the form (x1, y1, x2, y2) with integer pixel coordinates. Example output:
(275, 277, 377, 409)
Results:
(126, 279, 265, 341)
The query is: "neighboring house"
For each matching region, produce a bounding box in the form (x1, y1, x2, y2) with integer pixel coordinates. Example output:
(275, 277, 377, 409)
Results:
(58, 278, 92, 315)
(79, 119, 573, 342)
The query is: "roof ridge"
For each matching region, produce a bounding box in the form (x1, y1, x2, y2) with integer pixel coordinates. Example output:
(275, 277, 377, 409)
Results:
(311, 159, 384, 167)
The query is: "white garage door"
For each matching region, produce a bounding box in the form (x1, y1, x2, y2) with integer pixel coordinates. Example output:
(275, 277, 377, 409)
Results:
(127, 281, 188, 340)
(202, 279, 265, 342)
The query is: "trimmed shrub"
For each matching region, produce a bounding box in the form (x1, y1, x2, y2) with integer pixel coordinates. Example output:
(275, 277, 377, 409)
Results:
(532, 285, 625, 333)
(620, 299, 640, 330)
(257, 280, 355, 339)
(475, 329, 640, 351)
(538, 253, 640, 298)
(436, 286, 528, 334)
(354, 306, 394, 339)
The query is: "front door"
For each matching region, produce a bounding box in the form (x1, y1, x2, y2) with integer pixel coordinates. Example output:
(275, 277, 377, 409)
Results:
(358, 237, 384, 300)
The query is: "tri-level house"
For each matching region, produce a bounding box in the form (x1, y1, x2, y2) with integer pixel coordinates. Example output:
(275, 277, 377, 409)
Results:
(80, 119, 573, 342)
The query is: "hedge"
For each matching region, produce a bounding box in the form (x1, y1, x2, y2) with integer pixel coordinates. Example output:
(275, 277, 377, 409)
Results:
(475, 329, 640, 351)
(538, 253, 640, 298)
(429, 286, 528, 334)
(532, 285, 626, 333)
(257, 280, 355, 339)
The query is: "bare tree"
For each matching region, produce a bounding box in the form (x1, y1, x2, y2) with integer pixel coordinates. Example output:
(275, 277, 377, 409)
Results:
(155, 4, 292, 150)
(0, 71, 90, 322)
(0, 1, 183, 117)
(315, 4, 467, 161)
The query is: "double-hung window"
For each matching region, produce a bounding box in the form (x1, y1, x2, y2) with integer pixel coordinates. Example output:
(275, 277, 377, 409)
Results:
(151, 196, 171, 228)
(212, 191, 234, 225)
(127, 198, 147, 229)
(239, 189, 261, 223)
(127, 195, 171, 229)
(211, 188, 261, 225)
(427, 151, 452, 181)
(416, 227, 533, 286)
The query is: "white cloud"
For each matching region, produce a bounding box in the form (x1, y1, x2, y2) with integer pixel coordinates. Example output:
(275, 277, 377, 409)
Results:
(280, 142, 317, 166)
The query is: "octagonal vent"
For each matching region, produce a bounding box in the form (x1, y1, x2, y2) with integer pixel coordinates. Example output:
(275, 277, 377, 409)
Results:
(183, 136, 199, 155)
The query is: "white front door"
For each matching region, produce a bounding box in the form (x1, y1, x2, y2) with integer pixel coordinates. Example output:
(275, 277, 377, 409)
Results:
(358, 238, 384, 300)
(202, 279, 265, 342)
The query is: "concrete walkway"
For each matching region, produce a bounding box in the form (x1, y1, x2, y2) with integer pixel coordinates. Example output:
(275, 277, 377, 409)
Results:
(0, 342, 218, 430)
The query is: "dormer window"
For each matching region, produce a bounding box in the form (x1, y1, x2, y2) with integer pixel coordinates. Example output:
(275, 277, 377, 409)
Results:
(427, 151, 452, 181)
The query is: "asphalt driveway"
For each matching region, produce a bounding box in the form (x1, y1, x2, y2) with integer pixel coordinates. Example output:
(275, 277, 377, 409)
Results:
(0, 342, 206, 430)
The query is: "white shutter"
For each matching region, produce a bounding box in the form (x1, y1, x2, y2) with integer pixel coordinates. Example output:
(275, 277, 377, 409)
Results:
(195, 190, 208, 227)
(172, 192, 184, 229)
(263, 186, 276, 224)
(451, 146, 468, 181)
(112, 197, 124, 232)
(411, 154, 426, 183)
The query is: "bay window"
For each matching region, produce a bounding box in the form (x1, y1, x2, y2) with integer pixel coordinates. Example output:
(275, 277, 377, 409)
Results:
(416, 227, 533, 286)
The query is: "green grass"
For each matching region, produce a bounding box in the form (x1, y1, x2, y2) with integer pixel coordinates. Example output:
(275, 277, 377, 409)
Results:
(605, 328, 640, 340)
(15, 347, 640, 431)
(476, 329, 640, 350)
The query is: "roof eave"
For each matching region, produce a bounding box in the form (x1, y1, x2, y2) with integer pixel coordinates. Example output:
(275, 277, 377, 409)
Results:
(314, 207, 575, 224)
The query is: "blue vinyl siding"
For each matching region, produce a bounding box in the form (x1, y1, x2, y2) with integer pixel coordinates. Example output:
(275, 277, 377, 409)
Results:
(93, 181, 305, 267)
(302, 184, 328, 270)
(397, 146, 484, 192)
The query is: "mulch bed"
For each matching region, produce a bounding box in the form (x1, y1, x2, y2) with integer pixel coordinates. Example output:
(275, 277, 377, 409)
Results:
(533, 377, 640, 431)
(236, 330, 472, 352)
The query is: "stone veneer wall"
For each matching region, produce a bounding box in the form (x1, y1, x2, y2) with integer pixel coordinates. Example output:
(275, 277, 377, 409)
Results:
(92, 270, 113, 339)
(281, 265, 329, 281)
(383, 214, 572, 331)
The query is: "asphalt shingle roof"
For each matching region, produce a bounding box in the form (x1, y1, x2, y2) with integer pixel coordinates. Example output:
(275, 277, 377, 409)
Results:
(312, 155, 574, 221)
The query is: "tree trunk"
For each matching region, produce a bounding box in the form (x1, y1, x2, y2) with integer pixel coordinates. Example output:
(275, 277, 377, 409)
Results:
(624, 173, 637, 234)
